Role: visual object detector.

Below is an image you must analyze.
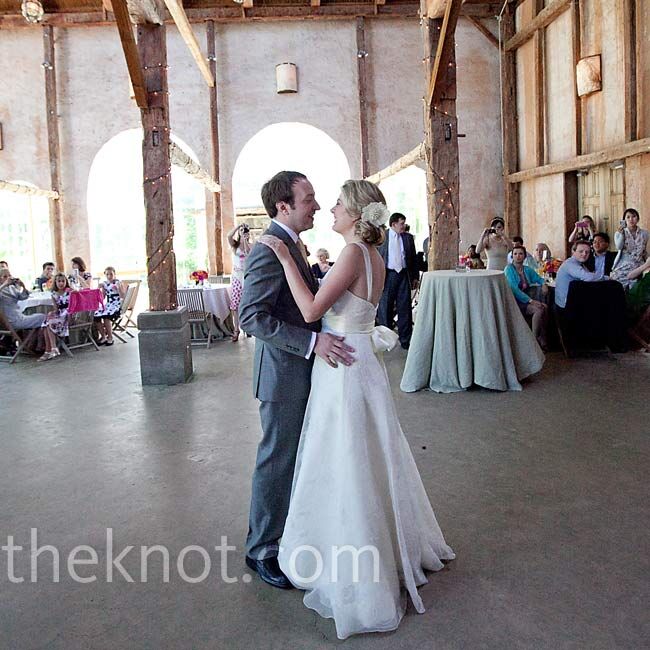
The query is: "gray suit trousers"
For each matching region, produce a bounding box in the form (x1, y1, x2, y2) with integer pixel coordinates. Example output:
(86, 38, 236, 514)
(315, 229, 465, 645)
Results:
(246, 397, 308, 560)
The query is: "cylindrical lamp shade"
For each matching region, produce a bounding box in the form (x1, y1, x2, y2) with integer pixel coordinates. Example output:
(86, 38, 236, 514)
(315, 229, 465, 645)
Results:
(276, 63, 298, 94)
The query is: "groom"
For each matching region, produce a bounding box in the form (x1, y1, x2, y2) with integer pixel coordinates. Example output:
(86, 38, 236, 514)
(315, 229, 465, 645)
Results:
(239, 171, 355, 589)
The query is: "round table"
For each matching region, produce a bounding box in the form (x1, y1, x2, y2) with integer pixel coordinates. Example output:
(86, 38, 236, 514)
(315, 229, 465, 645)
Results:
(18, 291, 54, 312)
(400, 270, 545, 393)
(201, 285, 232, 322)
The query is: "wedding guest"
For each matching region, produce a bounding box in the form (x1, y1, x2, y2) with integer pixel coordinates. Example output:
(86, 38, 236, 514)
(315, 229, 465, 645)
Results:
(465, 244, 484, 269)
(228, 222, 253, 342)
(40, 273, 72, 361)
(507, 237, 537, 269)
(311, 248, 333, 280)
(0, 268, 46, 330)
(476, 217, 513, 270)
(568, 215, 596, 244)
(610, 208, 648, 289)
(626, 258, 650, 324)
(555, 241, 607, 309)
(0, 261, 8, 270)
(422, 225, 431, 269)
(586, 232, 617, 276)
(377, 212, 419, 349)
(94, 266, 126, 346)
(35, 262, 55, 291)
(534, 243, 553, 265)
(505, 245, 548, 349)
(69, 257, 92, 289)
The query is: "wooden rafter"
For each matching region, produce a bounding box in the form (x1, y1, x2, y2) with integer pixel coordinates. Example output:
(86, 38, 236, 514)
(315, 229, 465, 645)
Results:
(426, 0, 463, 108)
(126, 0, 164, 24)
(504, 0, 571, 51)
(465, 15, 498, 48)
(112, 0, 148, 108)
(163, 0, 214, 86)
(365, 144, 424, 184)
(0, 180, 59, 200)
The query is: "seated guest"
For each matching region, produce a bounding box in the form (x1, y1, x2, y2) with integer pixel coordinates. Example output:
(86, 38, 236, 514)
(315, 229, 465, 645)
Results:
(507, 237, 537, 269)
(311, 248, 333, 280)
(0, 261, 9, 270)
(586, 232, 617, 276)
(505, 245, 548, 349)
(94, 266, 126, 346)
(35, 262, 56, 291)
(534, 243, 553, 265)
(0, 268, 46, 330)
(464, 245, 484, 269)
(610, 208, 648, 289)
(568, 215, 596, 244)
(626, 258, 650, 324)
(40, 273, 72, 361)
(555, 241, 607, 309)
(69, 256, 92, 288)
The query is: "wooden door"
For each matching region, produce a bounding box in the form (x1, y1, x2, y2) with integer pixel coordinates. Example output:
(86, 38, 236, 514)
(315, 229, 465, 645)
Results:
(578, 163, 626, 240)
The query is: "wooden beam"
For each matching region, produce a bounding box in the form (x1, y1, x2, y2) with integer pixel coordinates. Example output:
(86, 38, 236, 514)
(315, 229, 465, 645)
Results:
(206, 20, 223, 276)
(534, 0, 545, 167)
(423, 15, 460, 270)
(0, 180, 59, 200)
(112, 0, 148, 108)
(504, 0, 571, 51)
(242, 0, 254, 8)
(507, 138, 650, 183)
(310, 0, 320, 6)
(365, 144, 424, 184)
(138, 23, 177, 311)
(426, 0, 463, 108)
(572, 0, 582, 156)
(126, 0, 164, 24)
(500, 1, 520, 236)
(624, 0, 637, 142)
(163, 0, 214, 86)
(42, 25, 65, 272)
(465, 15, 498, 47)
(356, 17, 370, 178)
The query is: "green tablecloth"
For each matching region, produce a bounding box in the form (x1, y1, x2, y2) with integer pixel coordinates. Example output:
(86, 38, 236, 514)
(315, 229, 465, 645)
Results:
(400, 270, 545, 393)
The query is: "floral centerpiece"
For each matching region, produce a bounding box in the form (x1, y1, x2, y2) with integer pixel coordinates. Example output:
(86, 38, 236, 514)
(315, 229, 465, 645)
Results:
(190, 270, 209, 285)
(540, 258, 562, 277)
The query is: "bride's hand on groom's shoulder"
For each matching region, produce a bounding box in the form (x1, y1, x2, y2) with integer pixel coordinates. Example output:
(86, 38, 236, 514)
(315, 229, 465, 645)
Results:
(258, 235, 289, 262)
(314, 333, 355, 368)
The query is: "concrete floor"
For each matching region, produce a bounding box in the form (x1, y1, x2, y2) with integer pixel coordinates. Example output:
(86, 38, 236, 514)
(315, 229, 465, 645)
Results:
(1, 339, 648, 649)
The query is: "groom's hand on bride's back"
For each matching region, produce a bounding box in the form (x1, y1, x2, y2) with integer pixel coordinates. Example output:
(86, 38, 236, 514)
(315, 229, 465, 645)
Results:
(314, 333, 355, 368)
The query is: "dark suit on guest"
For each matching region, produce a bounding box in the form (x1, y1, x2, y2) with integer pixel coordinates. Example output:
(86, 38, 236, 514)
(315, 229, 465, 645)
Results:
(585, 251, 617, 276)
(377, 229, 418, 348)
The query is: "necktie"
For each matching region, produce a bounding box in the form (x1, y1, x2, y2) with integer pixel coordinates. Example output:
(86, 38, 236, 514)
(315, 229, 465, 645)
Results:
(296, 238, 310, 268)
(390, 231, 403, 273)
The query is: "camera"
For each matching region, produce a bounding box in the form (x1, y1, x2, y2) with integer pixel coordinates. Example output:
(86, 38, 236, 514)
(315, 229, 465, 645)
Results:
(488, 228, 497, 235)
(240, 224, 250, 234)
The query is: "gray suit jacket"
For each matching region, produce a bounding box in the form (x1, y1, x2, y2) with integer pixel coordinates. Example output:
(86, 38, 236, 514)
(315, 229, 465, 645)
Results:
(239, 221, 320, 402)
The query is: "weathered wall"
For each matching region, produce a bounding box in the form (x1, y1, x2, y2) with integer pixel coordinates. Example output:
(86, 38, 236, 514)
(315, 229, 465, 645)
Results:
(520, 174, 566, 257)
(0, 17, 502, 273)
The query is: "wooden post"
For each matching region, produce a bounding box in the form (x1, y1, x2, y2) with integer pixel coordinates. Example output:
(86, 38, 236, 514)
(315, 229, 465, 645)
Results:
(624, 0, 637, 142)
(207, 20, 223, 275)
(43, 26, 64, 272)
(572, 0, 582, 155)
(534, 0, 545, 167)
(356, 16, 370, 178)
(138, 23, 177, 311)
(423, 9, 461, 271)
(500, 2, 520, 237)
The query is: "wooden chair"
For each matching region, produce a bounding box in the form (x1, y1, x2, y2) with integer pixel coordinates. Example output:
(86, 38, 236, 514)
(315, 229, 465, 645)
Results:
(112, 282, 139, 343)
(0, 310, 39, 364)
(176, 288, 214, 348)
(58, 310, 101, 357)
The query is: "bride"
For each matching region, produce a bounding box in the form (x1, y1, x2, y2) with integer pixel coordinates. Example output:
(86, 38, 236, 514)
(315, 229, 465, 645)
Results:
(258, 179, 454, 640)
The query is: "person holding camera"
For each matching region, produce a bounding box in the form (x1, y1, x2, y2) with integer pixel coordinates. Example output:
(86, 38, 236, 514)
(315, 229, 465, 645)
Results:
(227, 222, 254, 342)
(0, 268, 46, 330)
(610, 208, 648, 289)
(476, 217, 513, 271)
(568, 215, 596, 245)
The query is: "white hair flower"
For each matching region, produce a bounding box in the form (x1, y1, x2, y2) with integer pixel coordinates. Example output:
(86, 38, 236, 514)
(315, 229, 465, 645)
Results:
(361, 202, 390, 228)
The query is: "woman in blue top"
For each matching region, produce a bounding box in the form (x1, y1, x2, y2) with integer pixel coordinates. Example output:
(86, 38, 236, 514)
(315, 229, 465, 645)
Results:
(505, 245, 548, 349)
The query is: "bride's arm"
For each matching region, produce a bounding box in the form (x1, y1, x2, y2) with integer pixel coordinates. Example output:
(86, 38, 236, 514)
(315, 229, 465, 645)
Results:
(259, 237, 360, 323)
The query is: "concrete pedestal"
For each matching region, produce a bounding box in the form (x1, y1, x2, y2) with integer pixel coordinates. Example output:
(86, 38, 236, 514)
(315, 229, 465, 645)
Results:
(138, 307, 193, 385)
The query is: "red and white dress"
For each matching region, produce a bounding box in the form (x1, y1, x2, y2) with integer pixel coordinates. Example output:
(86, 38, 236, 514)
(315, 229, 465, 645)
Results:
(230, 245, 249, 310)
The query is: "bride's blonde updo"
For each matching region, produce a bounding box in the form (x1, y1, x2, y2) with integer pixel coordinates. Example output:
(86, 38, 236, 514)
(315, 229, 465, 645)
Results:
(340, 180, 388, 246)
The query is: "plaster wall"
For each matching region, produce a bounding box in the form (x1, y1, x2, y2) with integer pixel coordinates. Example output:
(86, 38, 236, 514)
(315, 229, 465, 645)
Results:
(626, 153, 650, 213)
(520, 174, 566, 257)
(0, 17, 502, 274)
(516, 39, 537, 171)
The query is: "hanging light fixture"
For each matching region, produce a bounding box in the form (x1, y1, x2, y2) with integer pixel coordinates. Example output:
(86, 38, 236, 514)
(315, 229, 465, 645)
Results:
(21, 0, 44, 23)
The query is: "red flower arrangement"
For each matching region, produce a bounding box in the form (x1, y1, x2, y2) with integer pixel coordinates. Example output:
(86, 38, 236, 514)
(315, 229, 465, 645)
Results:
(190, 270, 209, 284)
(541, 259, 562, 275)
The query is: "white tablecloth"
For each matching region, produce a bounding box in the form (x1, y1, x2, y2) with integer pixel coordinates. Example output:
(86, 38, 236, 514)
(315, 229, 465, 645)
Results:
(400, 270, 545, 393)
(18, 291, 53, 311)
(202, 286, 232, 322)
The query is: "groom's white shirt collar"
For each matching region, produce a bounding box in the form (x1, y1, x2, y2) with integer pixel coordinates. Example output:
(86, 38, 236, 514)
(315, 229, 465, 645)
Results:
(271, 219, 299, 243)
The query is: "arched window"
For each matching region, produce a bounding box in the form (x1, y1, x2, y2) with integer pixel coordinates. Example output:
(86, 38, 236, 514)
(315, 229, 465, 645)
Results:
(0, 182, 52, 282)
(232, 122, 350, 259)
(87, 129, 208, 282)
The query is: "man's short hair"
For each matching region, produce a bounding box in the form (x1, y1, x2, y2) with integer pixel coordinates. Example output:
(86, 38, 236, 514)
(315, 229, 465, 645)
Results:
(389, 213, 406, 226)
(512, 236, 524, 245)
(42, 262, 55, 270)
(261, 171, 307, 219)
(572, 240, 591, 252)
(593, 231, 610, 244)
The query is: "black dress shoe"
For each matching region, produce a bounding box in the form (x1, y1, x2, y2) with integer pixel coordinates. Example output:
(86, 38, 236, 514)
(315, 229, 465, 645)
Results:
(245, 555, 294, 590)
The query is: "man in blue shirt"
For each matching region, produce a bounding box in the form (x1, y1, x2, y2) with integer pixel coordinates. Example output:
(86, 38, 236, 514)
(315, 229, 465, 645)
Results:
(555, 241, 606, 308)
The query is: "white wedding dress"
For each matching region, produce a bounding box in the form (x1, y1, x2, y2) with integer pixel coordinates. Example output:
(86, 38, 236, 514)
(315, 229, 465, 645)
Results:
(277, 242, 455, 640)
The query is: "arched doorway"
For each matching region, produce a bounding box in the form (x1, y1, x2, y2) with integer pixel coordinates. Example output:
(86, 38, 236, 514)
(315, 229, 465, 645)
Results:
(0, 182, 52, 281)
(232, 122, 351, 259)
(87, 129, 208, 282)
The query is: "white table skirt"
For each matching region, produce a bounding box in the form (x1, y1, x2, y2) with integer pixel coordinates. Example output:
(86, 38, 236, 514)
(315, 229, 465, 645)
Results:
(202, 286, 232, 322)
(400, 270, 545, 393)
(18, 291, 54, 311)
